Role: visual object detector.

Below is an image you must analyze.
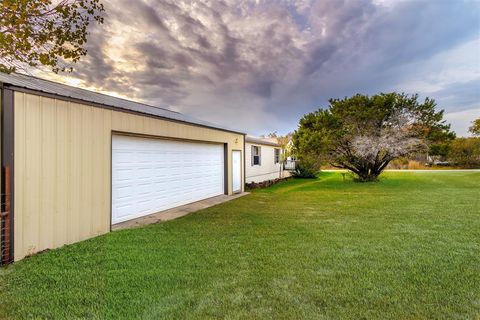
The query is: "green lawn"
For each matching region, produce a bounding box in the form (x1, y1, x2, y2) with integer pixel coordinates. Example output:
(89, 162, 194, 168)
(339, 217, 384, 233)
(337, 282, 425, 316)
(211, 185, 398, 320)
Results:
(1, 171, 479, 319)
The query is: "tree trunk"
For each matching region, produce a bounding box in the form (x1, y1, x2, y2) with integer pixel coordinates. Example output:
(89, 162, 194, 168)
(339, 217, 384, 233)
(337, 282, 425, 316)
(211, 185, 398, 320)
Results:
(333, 158, 392, 182)
(345, 160, 391, 182)
(355, 167, 380, 182)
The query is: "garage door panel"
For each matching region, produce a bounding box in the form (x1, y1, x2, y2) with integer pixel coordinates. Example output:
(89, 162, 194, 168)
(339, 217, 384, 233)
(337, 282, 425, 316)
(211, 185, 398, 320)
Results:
(112, 135, 224, 224)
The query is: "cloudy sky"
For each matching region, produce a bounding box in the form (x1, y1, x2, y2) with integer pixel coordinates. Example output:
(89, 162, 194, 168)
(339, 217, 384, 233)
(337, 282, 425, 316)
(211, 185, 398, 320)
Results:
(41, 0, 479, 136)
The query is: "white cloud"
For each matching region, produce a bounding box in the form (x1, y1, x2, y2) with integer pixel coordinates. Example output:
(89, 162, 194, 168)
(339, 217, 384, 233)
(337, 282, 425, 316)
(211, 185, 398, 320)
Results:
(393, 38, 480, 94)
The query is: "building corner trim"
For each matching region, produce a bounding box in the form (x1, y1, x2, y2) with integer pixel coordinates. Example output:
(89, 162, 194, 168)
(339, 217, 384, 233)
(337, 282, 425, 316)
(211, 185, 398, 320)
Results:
(1, 88, 14, 264)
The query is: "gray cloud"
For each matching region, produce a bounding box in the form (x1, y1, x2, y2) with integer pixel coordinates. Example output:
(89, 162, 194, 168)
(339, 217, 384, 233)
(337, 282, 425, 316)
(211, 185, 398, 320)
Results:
(59, 0, 479, 135)
(434, 79, 480, 112)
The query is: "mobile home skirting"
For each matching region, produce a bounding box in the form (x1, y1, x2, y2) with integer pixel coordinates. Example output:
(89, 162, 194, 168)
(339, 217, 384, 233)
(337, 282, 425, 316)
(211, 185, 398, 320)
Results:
(2, 90, 245, 262)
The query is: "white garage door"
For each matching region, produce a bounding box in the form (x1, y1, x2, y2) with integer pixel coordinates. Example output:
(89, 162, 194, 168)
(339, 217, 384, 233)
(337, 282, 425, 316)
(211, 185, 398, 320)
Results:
(112, 135, 224, 224)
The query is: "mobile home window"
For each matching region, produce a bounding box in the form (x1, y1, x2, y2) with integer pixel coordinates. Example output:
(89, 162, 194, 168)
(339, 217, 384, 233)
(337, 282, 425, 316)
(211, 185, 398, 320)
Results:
(252, 146, 261, 165)
(274, 148, 280, 164)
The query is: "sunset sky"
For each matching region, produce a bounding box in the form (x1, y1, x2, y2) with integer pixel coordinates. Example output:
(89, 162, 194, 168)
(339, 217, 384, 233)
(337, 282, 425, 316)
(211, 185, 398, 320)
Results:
(38, 0, 480, 136)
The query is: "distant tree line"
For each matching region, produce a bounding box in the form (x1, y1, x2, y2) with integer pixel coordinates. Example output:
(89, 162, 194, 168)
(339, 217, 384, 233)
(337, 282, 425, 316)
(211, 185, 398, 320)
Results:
(435, 119, 480, 168)
(422, 117, 479, 168)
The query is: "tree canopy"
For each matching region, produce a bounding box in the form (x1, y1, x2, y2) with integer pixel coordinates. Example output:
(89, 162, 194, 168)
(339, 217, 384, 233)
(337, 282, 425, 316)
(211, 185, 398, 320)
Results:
(293, 93, 454, 181)
(0, 0, 104, 73)
(470, 118, 480, 136)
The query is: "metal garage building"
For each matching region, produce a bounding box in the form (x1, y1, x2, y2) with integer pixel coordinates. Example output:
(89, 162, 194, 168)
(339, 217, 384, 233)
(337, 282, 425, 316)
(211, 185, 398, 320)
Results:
(0, 72, 245, 263)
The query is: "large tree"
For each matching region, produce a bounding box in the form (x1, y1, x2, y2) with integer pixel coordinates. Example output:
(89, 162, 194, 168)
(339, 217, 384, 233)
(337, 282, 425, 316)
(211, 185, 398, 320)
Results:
(0, 0, 104, 73)
(293, 93, 454, 182)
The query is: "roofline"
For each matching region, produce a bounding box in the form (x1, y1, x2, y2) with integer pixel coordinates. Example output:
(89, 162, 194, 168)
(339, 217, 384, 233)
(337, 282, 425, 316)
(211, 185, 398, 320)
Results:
(245, 136, 280, 147)
(2, 82, 246, 136)
(246, 141, 281, 147)
(7, 72, 181, 114)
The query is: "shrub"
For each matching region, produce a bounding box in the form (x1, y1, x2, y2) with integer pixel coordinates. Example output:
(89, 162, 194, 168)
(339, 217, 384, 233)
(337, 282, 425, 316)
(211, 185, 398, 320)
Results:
(293, 157, 319, 178)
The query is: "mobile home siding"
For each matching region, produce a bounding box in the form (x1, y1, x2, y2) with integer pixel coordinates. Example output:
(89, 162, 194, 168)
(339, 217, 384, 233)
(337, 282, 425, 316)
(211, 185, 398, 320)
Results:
(245, 142, 287, 183)
(13, 92, 244, 261)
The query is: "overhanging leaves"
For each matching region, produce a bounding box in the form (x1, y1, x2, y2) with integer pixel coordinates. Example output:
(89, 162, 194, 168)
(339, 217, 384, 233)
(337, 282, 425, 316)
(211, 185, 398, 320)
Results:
(0, 0, 105, 73)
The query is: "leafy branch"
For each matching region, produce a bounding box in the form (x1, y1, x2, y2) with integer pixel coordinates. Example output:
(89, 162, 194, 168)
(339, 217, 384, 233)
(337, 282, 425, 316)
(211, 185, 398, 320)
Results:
(0, 0, 105, 73)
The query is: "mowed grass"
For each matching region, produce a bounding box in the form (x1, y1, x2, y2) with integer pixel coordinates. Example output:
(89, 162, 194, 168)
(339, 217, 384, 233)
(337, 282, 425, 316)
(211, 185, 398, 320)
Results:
(0, 171, 479, 319)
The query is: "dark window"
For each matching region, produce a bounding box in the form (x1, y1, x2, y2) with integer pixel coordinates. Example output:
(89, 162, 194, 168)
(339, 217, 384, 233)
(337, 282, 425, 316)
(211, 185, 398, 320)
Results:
(274, 148, 280, 164)
(252, 146, 261, 165)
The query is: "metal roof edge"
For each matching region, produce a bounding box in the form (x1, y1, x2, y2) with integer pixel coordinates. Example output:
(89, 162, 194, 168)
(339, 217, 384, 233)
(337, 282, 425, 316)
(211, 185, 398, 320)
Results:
(0, 72, 246, 135)
(5, 83, 246, 136)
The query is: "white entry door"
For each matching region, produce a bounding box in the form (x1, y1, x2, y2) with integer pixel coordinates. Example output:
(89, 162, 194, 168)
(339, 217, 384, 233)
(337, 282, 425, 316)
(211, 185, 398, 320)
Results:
(232, 150, 242, 193)
(112, 135, 224, 224)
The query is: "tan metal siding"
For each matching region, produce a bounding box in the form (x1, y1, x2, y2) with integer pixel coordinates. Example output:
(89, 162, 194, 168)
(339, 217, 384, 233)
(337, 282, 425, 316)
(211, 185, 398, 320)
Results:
(14, 92, 244, 261)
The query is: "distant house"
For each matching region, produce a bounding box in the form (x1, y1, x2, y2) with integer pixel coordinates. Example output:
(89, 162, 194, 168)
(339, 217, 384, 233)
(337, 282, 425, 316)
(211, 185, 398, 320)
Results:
(245, 135, 291, 183)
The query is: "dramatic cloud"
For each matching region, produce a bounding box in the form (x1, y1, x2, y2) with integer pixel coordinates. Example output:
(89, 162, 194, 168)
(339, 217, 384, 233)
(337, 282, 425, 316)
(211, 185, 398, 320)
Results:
(38, 0, 480, 136)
